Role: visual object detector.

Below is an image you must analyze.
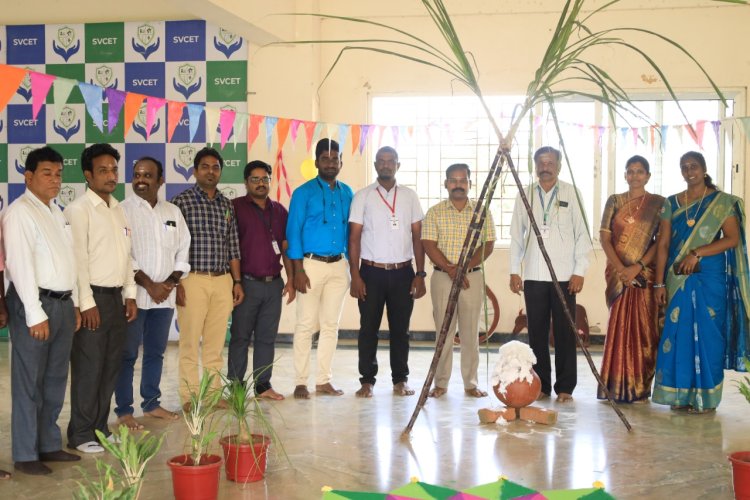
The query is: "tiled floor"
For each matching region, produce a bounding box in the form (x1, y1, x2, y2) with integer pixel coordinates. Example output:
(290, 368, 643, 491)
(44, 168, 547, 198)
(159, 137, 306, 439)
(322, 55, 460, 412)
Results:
(0, 341, 747, 499)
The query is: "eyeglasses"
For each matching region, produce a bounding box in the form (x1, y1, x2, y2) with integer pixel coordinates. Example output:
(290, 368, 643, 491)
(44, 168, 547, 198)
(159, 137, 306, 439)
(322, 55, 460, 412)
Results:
(248, 176, 272, 184)
(446, 178, 469, 185)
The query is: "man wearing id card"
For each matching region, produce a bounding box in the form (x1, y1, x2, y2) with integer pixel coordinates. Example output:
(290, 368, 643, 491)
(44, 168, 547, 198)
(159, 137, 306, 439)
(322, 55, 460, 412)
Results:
(228, 160, 295, 401)
(349, 146, 426, 398)
(509, 146, 591, 403)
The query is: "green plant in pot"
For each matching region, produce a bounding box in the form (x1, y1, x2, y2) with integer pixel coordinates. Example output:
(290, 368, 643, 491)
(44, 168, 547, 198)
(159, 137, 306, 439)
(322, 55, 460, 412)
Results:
(167, 370, 224, 500)
(95, 426, 165, 500)
(74, 460, 137, 500)
(220, 370, 286, 483)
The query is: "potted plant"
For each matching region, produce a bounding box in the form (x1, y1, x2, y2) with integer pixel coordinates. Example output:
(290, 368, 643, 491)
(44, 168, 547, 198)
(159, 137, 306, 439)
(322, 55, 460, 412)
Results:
(95, 426, 165, 500)
(219, 371, 285, 483)
(74, 460, 137, 500)
(729, 357, 750, 499)
(167, 370, 224, 500)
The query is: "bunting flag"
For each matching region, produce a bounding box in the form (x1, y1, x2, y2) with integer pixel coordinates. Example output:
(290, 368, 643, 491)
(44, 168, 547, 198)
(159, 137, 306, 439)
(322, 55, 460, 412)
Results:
(273, 148, 292, 201)
(123, 92, 147, 138)
(247, 114, 264, 150)
(739, 118, 750, 142)
(30, 72, 56, 120)
(186, 103, 204, 143)
(52, 77, 76, 113)
(338, 124, 350, 154)
(290, 119, 302, 146)
(660, 125, 669, 152)
(204, 106, 220, 146)
(144, 97, 166, 141)
(0, 65, 26, 112)
(350, 124, 361, 154)
(166, 101, 187, 143)
(105, 88, 127, 134)
(232, 112, 247, 150)
(78, 82, 104, 132)
(218, 108, 236, 148)
(711, 120, 721, 145)
(359, 125, 373, 155)
(276, 117, 291, 150)
(264, 116, 278, 150)
(303, 120, 316, 152)
(687, 120, 707, 148)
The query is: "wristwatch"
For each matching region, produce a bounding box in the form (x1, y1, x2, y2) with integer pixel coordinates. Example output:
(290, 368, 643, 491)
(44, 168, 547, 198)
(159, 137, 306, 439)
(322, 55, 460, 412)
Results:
(415, 271, 427, 278)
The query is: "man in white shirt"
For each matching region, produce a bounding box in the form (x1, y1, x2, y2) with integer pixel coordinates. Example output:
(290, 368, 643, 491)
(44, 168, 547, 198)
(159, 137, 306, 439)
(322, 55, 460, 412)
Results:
(64, 143, 137, 453)
(3, 146, 81, 475)
(509, 146, 592, 402)
(349, 146, 426, 398)
(114, 157, 190, 430)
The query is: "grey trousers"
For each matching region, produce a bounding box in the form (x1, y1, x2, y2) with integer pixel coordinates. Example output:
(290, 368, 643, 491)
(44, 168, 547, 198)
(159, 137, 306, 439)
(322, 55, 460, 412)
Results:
(7, 286, 75, 462)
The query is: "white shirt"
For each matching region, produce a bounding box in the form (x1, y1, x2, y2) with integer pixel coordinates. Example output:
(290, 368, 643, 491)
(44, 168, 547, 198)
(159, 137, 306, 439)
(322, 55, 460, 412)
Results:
(2, 192, 78, 326)
(509, 180, 591, 281)
(64, 188, 136, 311)
(121, 195, 191, 309)
(349, 181, 424, 263)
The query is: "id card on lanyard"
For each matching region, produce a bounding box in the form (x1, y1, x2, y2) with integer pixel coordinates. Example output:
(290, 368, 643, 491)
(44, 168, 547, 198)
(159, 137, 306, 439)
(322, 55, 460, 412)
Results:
(253, 202, 281, 255)
(376, 185, 399, 229)
(537, 184, 558, 239)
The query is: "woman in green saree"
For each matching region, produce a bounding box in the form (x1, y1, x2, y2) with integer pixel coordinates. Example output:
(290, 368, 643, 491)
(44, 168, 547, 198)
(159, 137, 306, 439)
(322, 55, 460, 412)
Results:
(653, 151, 750, 413)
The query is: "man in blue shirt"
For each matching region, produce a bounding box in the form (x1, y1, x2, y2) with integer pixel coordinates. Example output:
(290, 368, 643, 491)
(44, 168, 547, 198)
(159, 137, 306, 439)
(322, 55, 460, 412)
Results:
(286, 139, 354, 399)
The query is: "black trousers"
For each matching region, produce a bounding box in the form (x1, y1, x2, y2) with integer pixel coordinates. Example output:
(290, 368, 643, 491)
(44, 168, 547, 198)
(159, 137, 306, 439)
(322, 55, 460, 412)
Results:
(67, 290, 127, 447)
(227, 276, 283, 394)
(523, 280, 577, 395)
(357, 265, 414, 386)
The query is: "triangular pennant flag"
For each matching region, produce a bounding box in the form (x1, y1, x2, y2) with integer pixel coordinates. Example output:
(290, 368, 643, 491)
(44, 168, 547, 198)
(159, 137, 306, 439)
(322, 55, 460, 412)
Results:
(390, 125, 400, 148)
(0, 65, 27, 113)
(739, 118, 750, 143)
(687, 120, 707, 148)
(186, 103, 204, 143)
(338, 124, 350, 154)
(303, 121, 317, 152)
(166, 101, 186, 143)
(660, 125, 669, 152)
(376, 125, 387, 148)
(711, 120, 721, 146)
(619, 127, 628, 143)
(233, 112, 247, 150)
(595, 126, 606, 148)
(265, 116, 279, 151)
(105, 88, 126, 134)
(675, 124, 684, 143)
(649, 126, 656, 152)
(204, 106, 220, 146)
(145, 96, 166, 141)
(312, 122, 324, 150)
(350, 124, 361, 154)
(247, 114, 264, 150)
(325, 123, 336, 144)
(219, 108, 236, 148)
(52, 77, 76, 110)
(406, 125, 414, 139)
(123, 92, 146, 138)
(276, 118, 291, 150)
(274, 149, 292, 201)
(30, 72, 55, 119)
(290, 119, 302, 146)
(79, 82, 104, 132)
(359, 125, 374, 155)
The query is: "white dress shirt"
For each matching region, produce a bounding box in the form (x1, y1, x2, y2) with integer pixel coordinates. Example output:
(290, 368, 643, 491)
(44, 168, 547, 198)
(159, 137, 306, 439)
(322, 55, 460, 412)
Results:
(2, 191, 78, 326)
(509, 180, 591, 281)
(121, 195, 191, 309)
(349, 181, 424, 263)
(64, 188, 136, 311)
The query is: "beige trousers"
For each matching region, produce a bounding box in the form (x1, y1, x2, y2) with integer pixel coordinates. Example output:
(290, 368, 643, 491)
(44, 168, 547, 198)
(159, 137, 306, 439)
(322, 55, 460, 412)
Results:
(176, 273, 233, 402)
(430, 270, 482, 390)
(293, 258, 350, 386)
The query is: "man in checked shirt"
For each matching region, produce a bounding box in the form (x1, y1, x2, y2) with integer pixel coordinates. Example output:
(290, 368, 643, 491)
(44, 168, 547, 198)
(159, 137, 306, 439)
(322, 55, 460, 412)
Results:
(172, 147, 244, 408)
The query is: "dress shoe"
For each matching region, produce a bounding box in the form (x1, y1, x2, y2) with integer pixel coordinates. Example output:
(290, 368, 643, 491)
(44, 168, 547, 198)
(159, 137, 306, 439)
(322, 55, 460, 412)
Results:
(14, 461, 52, 475)
(39, 450, 81, 462)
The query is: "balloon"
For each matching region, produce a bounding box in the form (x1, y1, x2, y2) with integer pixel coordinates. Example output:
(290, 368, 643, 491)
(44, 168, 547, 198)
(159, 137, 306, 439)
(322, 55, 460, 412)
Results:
(300, 158, 317, 180)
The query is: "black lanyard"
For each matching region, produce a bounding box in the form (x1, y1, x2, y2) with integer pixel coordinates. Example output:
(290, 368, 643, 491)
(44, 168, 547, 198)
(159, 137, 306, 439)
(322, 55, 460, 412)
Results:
(316, 177, 344, 225)
(251, 200, 276, 241)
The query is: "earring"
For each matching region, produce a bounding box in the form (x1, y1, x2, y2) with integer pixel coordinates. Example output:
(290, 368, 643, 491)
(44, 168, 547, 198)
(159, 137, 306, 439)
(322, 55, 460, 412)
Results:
(704, 173, 708, 178)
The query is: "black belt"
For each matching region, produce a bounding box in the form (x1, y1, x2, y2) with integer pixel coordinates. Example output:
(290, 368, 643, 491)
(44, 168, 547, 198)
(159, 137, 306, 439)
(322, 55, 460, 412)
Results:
(90, 285, 123, 295)
(191, 270, 228, 276)
(39, 288, 72, 301)
(434, 266, 481, 274)
(243, 273, 281, 283)
(304, 253, 343, 263)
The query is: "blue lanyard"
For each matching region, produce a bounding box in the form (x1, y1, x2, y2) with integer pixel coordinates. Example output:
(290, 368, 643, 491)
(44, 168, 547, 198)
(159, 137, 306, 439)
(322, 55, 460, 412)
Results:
(536, 184, 558, 225)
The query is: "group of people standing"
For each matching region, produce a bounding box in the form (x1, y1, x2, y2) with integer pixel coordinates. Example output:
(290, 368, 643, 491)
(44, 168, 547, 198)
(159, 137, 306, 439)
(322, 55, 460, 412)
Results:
(597, 152, 749, 413)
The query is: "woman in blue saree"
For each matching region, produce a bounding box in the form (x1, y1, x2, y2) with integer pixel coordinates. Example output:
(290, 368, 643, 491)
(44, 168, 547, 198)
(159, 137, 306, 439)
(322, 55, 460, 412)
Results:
(653, 151, 750, 413)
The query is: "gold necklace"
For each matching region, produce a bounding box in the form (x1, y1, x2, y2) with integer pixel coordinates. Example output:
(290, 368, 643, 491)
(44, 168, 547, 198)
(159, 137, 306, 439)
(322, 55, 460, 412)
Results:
(625, 192, 647, 224)
(684, 185, 707, 227)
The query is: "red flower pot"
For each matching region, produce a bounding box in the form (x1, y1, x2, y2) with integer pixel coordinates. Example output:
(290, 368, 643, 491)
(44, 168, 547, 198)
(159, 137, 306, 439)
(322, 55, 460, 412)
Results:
(167, 454, 222, 500)
(729, 451, 750, 500)
(220, 434, 271, 482)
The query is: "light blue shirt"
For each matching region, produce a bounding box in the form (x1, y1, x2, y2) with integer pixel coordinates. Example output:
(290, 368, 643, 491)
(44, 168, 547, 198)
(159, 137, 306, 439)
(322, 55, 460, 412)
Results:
(286, 176, 354, 259)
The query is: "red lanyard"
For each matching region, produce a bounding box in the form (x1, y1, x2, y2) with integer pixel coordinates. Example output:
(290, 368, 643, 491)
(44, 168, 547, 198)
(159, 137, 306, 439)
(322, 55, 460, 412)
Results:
(376, 186, 397, 215)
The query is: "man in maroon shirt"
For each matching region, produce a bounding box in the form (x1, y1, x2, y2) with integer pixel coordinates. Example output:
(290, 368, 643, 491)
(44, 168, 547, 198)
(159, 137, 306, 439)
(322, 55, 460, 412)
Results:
(228, 160, 295, 400)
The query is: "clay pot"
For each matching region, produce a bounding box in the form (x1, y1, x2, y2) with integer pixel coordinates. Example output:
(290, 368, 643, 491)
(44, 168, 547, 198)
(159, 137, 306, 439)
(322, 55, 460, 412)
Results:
(493, 369, 541, 408)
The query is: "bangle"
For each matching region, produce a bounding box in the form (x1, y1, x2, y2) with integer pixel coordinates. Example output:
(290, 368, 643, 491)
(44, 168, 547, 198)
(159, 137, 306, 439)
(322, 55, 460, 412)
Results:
(690, 249, 702, 261)
(653, 283, 666, 288)
(233, 279, 242, 285)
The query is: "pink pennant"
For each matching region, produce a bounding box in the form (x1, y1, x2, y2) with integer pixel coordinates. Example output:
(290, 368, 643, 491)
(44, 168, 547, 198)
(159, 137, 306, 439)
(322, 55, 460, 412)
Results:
(166, 101, 186, 142)
(247, 114, 264, 150)
(290, 119, 302, 145)
(30, 72, 56, 119)
(105, 88, 126, 134)
(145, 97, 166, 140)
(631, 127, 638, 147)
(687, 120, 707, 148)
(219, 108, 236, 148)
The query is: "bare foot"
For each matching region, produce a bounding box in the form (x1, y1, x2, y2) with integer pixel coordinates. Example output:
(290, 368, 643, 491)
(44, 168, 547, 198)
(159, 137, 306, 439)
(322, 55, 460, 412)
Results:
(316, 383, 344, 396)
(0, 469, 11, 480)
(393, 382, 415, 396)
(536, 392, 551, 401)
(556, 393, 574, 402)
(465, 387, 488, 398)
(294, 385, 311, 399)
(144, 406, 179, 420)
(356, 383, 374, 398)
(428, 387, 447, 398)
(632, 398, 650, 404)
(116, 414, 144, 430)
(258, 388, 285, 401)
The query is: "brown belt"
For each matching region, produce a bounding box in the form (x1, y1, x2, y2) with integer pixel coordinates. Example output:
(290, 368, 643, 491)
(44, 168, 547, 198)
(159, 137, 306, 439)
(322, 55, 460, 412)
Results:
(362, 259, 412, 270)
(304, 253, 343, 263)
(434, 265, 481, 274)
(191, 270, 228, 277)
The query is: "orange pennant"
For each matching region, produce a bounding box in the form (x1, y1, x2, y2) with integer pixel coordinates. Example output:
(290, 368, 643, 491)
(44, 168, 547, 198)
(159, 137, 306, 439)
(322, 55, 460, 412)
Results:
(276, 118, 291, 150)
(247, 114, 264, 150)
(166, 101, 186, 143)
(123, 92, 146, 138)
(0, 65, 27, 114)
(350, 124, 361, 154)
